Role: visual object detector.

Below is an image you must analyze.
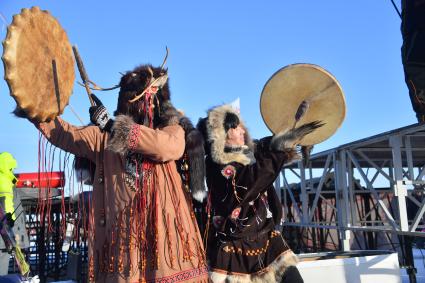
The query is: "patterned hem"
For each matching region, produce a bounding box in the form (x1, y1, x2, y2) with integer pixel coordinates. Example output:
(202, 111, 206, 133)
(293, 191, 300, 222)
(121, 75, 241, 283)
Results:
(210, 248, 297, 277)
(135, 266, 209, 283)
(222, 230, 281, 256)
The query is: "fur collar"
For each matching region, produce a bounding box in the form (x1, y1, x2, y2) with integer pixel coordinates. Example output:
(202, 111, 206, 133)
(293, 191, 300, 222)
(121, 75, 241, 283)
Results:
(206, 105, 254, 166)
(108, 101, 207, 201)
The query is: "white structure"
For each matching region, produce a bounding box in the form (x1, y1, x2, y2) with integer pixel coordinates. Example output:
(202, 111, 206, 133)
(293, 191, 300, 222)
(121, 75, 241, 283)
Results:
(297, 252, 401, 283)
(279, 123, 425, 249)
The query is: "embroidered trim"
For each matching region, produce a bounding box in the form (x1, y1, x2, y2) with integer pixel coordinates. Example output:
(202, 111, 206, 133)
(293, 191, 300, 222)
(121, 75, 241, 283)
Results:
(128, 124, 140, 151)
(230, 207, 241, 220)
(222, 230, 281, 256)
(222, 240, 269, 256)
(133, 266, 208, 283)
(124, 152, 144, 191)
(221, 164, 236, 179)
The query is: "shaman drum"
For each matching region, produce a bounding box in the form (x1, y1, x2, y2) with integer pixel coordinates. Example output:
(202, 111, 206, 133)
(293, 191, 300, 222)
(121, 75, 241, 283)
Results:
(2, 6, 75, 122)
(260, 64, 346, 145)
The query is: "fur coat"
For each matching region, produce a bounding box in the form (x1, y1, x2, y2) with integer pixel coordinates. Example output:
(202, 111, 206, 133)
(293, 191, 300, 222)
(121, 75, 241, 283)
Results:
(36, 116, 209, 283)
(201, 105, 300, 283)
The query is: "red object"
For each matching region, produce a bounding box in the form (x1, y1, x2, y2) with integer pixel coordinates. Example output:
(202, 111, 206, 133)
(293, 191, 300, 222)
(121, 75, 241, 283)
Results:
(15, 171, 65, 188)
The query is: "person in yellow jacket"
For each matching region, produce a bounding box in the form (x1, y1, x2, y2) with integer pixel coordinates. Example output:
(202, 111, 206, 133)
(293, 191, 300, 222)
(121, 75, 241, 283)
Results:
(0, 152, 29, 275)
(0, 152, 18, 220)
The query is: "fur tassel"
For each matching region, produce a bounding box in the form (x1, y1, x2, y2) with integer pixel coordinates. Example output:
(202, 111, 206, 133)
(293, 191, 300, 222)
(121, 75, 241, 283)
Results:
(210, 250, 299, 283)
(179, 116, 207, 201)
(74, 156, 95, 185)
(192, 190, 207, 202)
(107, 115, 135, 155)
(157, 101, 181, 127)
(282, 149, 302, 166)
(270, 121, 324, 151)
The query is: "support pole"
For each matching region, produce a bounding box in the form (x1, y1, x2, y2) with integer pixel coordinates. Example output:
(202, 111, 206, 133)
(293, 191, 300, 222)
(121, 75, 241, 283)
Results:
(335, 150, 351, 251)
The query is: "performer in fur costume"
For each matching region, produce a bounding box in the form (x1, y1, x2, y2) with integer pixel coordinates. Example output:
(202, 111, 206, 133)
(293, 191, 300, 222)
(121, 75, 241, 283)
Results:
(198, 104, 322, 283)
(31, 65, 208, 282)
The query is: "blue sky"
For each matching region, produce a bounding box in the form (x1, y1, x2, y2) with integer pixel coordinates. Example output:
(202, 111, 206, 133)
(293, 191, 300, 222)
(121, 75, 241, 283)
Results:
(0, 0, 412, 173)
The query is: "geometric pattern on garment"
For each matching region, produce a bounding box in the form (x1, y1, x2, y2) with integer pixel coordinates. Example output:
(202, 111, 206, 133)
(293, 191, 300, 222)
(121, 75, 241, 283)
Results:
(124, 151, 144, 191)
(151, 266, 209, 283)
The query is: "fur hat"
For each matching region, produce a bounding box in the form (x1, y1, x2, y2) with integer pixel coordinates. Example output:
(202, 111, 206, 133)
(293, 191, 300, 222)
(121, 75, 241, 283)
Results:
(198, 104, 324, 167)
(114, 64, 170, 126)
(108, 64, 207, 201)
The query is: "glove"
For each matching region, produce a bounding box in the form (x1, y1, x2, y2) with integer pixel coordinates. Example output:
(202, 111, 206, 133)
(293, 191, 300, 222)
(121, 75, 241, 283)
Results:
(89, 93, 114, 133)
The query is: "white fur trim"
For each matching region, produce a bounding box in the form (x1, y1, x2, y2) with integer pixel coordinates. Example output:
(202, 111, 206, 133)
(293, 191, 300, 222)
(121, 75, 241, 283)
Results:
(209, 250, 299, 283)
(192, 190, 207, 202)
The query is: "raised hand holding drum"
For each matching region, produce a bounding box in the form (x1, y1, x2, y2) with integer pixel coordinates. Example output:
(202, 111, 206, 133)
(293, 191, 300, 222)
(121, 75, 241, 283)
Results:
(260, 64, 346, 145)
(2, 6, 75, 122)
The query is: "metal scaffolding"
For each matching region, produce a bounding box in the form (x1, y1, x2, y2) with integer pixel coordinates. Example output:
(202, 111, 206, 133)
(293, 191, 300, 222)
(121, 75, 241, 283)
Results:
(279, 123, 425, 252)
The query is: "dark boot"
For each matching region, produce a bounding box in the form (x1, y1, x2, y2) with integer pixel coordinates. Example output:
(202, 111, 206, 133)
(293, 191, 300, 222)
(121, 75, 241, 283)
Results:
(281, 266, 304, 283)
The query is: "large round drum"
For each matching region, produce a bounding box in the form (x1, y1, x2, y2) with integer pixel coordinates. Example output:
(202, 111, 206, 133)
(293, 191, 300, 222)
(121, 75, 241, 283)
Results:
(2, 6, 75, 122)
(260, 64, 346, 145)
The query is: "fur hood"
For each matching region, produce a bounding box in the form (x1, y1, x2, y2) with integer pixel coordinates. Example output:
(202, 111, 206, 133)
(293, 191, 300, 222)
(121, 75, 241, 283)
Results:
(204, 105, 255, 166)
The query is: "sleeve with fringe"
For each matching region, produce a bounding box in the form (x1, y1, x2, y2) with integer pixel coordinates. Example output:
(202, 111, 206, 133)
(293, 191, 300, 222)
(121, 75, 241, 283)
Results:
(35, 117, 101, 162)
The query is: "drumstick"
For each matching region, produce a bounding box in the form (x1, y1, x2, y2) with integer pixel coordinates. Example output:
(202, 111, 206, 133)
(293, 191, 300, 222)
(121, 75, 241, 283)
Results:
(72, 45, 95, 106)
(293, 82, 335, 128)
(52, 60, 61, 114)
(293, 100, 309, 129)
